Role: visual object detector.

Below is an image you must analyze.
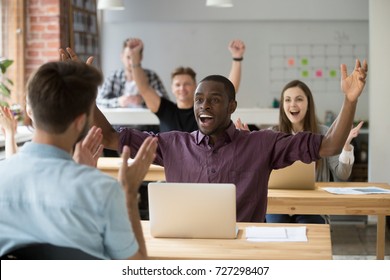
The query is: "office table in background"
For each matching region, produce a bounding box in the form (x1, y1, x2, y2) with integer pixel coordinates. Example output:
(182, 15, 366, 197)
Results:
(97, 157, 165, 182)
(142, 221, 332, 260)
(99, 107, 279, 126)
(267, 182, 390, 260)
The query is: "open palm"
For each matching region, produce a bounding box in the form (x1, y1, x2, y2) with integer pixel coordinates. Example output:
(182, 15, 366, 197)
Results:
(340, 59, 368, 102)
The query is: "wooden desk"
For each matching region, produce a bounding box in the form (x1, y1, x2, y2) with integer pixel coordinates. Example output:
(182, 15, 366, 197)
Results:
(94, 162, 389, 259)
(267, 182, 390, 260)
(97, 157, 165, 181)
(142, 221, 332, 260)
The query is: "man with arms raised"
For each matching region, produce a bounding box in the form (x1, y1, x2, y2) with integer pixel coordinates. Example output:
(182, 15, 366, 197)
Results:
(64, 48, 367, 223)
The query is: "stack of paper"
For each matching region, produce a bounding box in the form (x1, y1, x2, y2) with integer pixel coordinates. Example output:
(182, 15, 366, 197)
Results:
(322, 186, 390, 195)
(246, 226, 307, 242)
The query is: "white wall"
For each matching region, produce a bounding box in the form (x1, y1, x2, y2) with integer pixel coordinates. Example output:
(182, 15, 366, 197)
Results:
(368, 0, 390, 184)
(100, 0, 390, 184)
(99, 0, 369, 123)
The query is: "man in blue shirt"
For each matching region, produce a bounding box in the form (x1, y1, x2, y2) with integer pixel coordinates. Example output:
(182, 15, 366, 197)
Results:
(0, 61, 157, 259)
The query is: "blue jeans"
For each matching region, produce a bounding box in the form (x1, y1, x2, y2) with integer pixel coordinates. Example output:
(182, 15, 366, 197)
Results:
(266, 214, 325, 224)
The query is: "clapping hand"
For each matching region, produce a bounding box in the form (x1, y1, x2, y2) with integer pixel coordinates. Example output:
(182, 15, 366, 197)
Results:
(0, 106, 17, 135)
(73, 126, 104, 167)
(119, 137, 158, 198)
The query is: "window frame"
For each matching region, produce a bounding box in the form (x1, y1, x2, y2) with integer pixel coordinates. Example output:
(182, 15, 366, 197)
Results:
(1, 0, 25, 106)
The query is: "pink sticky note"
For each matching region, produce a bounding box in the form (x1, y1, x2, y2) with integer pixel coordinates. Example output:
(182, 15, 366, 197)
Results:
(315, 69, 323, 78)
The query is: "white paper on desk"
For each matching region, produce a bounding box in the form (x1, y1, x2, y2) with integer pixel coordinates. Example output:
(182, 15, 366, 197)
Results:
(246, 226, 307, 242)
(322, 186, 390, 195)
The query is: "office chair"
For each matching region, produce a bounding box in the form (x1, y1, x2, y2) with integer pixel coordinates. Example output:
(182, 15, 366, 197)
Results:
(1, 243, 100, 260)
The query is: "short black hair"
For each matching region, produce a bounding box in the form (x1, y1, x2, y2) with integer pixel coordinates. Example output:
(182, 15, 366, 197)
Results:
(199, 75, 236, 101)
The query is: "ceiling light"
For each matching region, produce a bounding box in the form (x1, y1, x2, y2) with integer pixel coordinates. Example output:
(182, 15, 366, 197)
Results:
(97, 0, 125, 10)
(206, 0, 233, 8)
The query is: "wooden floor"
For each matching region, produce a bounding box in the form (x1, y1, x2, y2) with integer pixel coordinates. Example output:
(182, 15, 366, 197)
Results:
(330, 222, 390, 260)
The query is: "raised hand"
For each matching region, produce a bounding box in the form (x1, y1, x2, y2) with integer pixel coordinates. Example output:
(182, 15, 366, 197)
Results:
(344, 121, 364, 151)
(229, 39, 246, 59)
(73, 126, 104, 167)
(340, 59, 368, 103)
(0, 106, 17, 135)
(234, 118, 249, 131)
(118, 137, 158, 197)
(126, 38, 143, 65)
(58, 47, 94, 65)
(0, 106, 18, 157)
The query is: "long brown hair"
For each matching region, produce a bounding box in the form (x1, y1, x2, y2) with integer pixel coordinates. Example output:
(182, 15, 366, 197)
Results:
(277, 80, 319, 134)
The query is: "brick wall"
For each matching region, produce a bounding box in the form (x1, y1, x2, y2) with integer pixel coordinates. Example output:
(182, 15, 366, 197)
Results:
(25, 0, 70, 81)
(22, 0, 70, 124)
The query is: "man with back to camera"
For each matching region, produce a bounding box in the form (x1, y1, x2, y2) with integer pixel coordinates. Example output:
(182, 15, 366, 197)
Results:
(0, 60, 158, 259)
(62, 47, 368, 223)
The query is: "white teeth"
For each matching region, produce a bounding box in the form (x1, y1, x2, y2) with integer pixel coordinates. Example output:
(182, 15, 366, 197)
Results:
(200, 114, 213, 118)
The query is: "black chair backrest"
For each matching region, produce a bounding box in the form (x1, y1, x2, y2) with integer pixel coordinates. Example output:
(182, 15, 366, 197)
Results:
(1, 243, 100, 260)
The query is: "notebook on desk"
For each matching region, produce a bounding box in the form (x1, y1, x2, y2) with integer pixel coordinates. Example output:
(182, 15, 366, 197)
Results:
(268, 161, 316, 190)
(148, 182, 237, 239)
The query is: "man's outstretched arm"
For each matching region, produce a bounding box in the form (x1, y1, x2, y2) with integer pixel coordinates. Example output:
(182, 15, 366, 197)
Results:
(319, 59, 368, 157)
(59, 47, 120, 150)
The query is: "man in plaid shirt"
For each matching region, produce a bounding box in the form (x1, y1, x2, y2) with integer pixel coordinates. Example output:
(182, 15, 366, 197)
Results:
(96, 38, 169, 109)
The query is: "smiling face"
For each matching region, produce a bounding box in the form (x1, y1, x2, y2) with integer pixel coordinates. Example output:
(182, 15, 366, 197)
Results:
(171, 74, 196, 109)
(282, 86, 308, 132)
(194, 78, 236, 143)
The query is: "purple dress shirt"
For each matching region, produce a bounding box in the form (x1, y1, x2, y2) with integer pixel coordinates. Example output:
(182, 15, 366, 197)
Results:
(119, 122, 322, 222)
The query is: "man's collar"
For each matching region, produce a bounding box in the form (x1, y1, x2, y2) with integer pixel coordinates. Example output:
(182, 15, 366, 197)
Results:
(195, 121, 235, 145)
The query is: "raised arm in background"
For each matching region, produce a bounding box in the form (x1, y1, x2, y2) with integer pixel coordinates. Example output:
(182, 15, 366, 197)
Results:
(228, 39, 246, 93)
(126, 38, 162, 113)
(319, 59, 368, 157)
(59, 47, 121, 151)
(0, 106, 18, 158)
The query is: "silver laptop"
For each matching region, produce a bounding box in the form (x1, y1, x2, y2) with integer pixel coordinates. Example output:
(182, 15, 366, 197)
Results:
(268, 161, 316, 190)
(148, 182, 237, 239)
